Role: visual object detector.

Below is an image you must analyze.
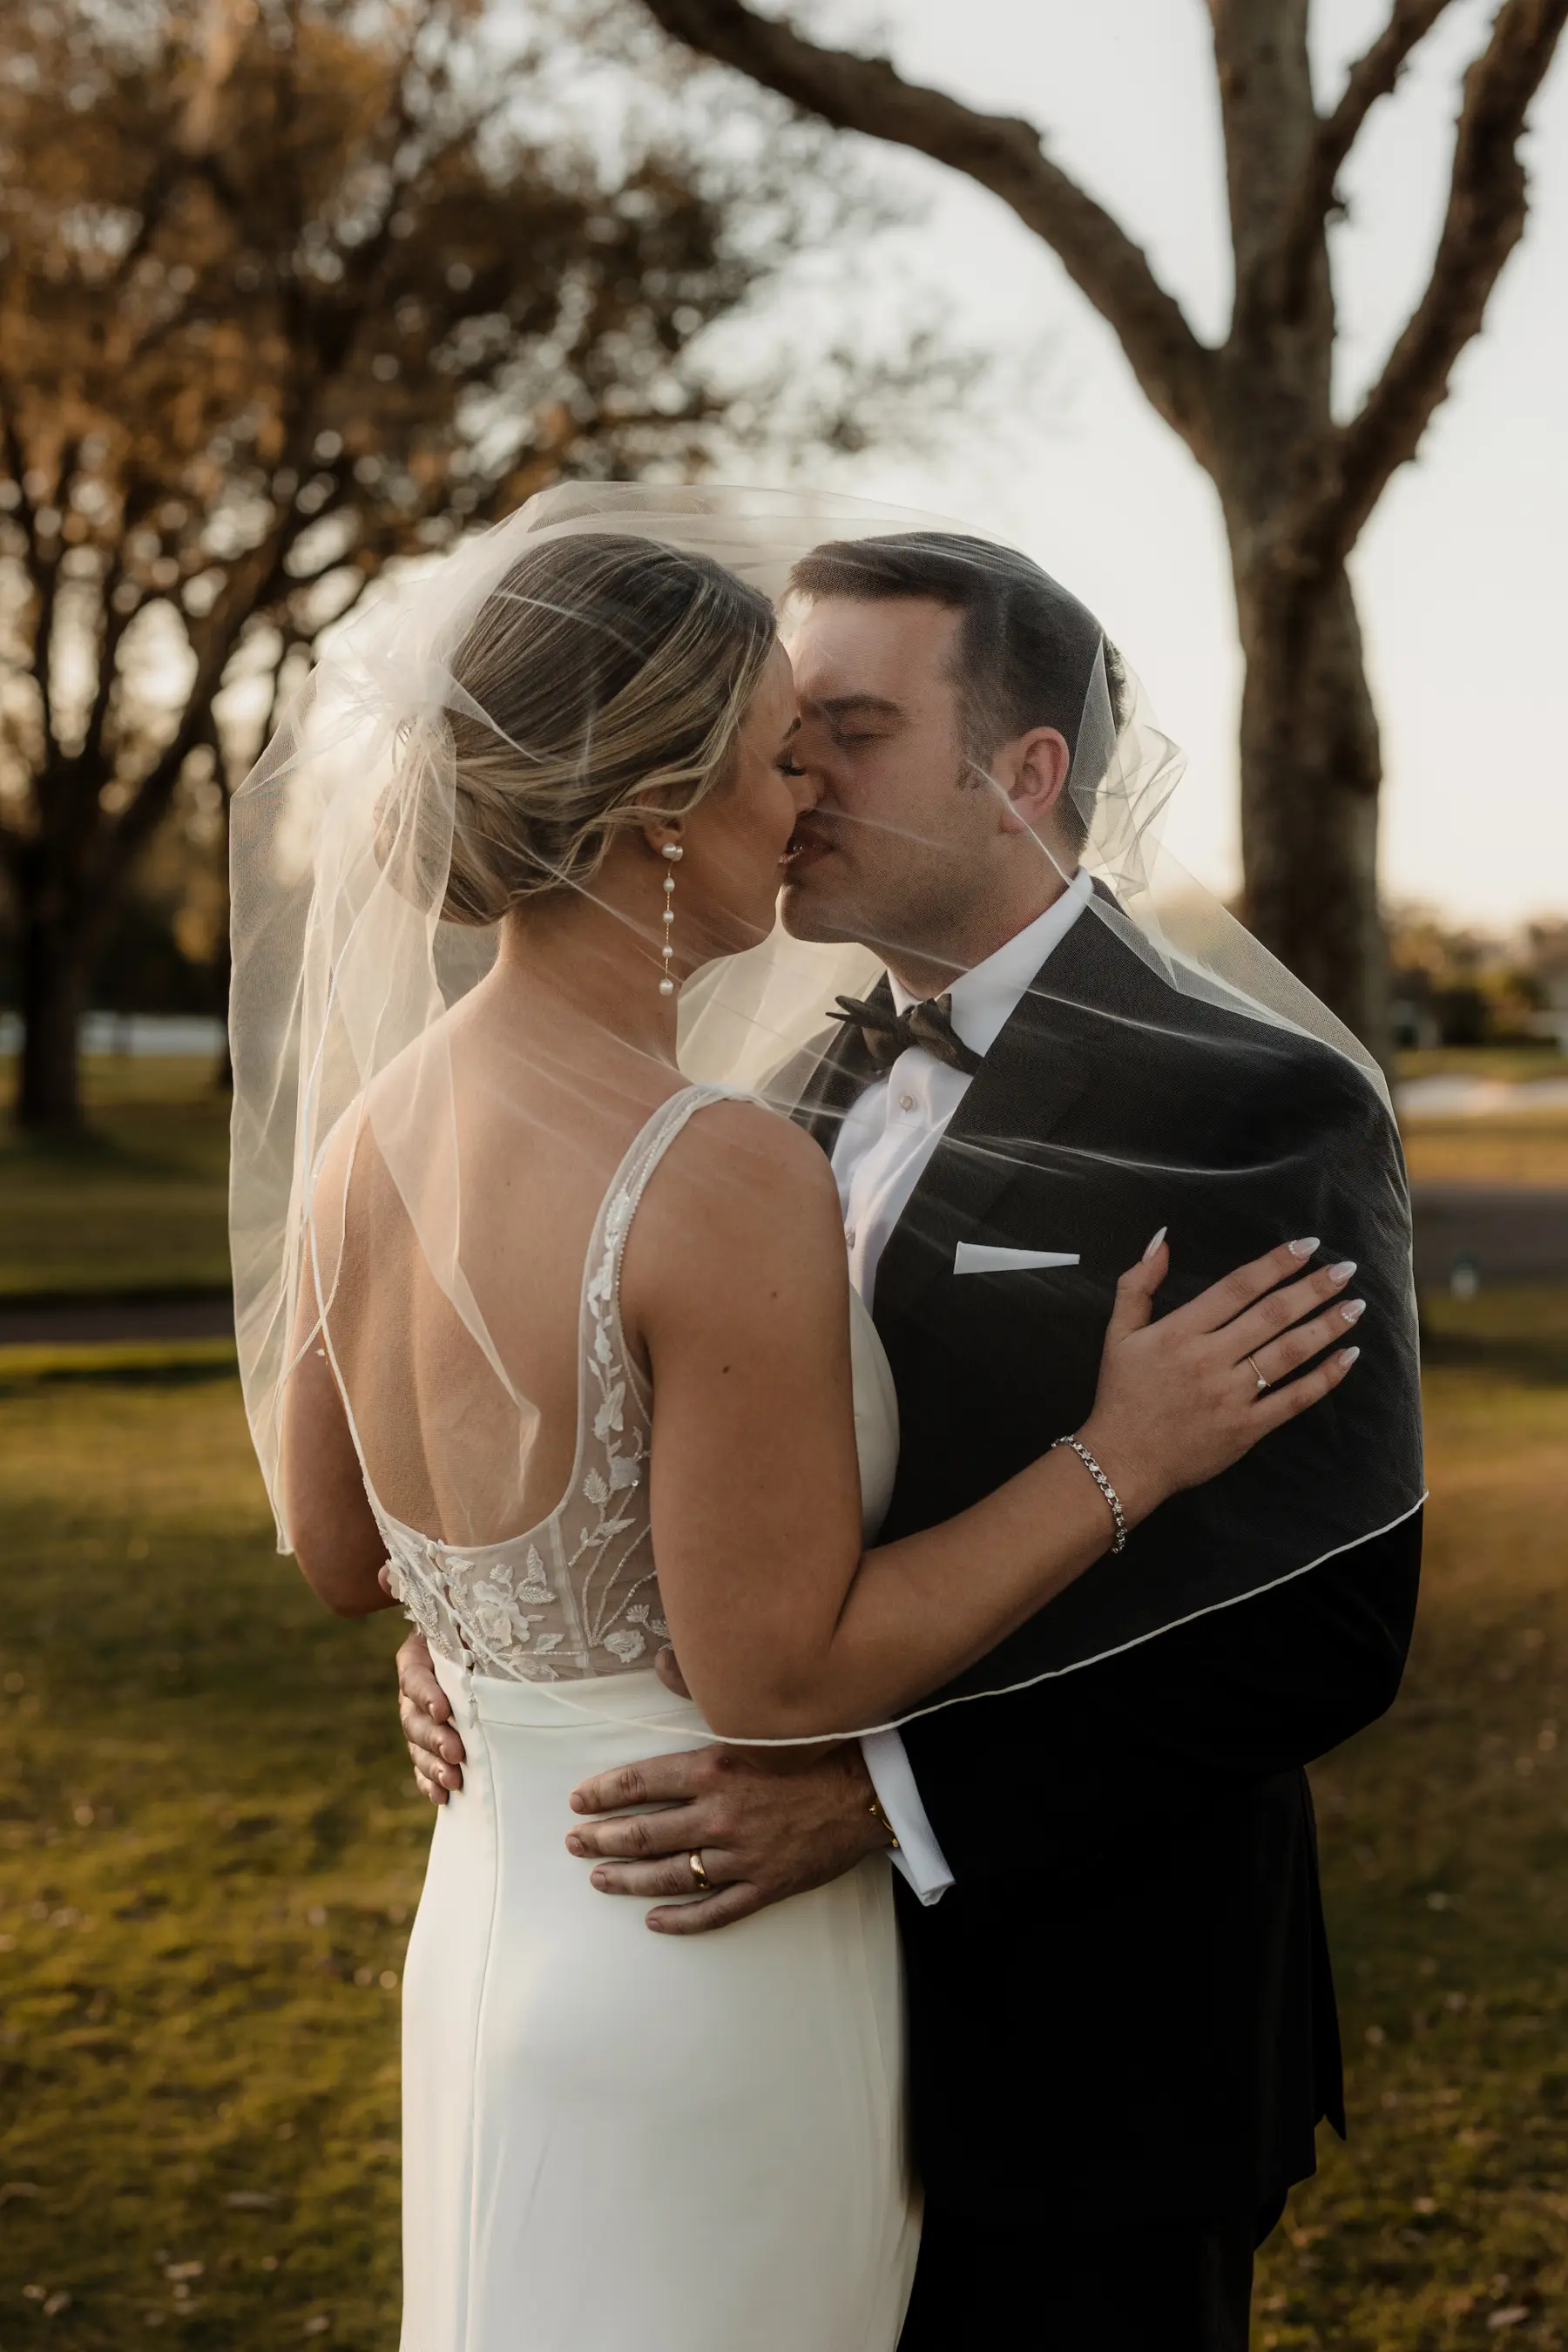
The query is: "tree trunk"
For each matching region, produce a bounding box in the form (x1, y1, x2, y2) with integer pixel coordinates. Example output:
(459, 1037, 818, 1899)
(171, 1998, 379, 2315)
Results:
(1233, 550, 1390, 1061)
(14, 892, 92, 1138)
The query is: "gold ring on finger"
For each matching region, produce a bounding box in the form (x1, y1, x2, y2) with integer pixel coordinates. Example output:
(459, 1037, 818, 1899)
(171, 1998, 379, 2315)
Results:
(688, 1850, 712, 1892)
(1247, 1352, 1270, 1393)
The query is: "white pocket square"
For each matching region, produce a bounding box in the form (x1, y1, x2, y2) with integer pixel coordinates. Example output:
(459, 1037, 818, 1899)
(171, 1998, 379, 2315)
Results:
(953, 1243, 1080, 1276)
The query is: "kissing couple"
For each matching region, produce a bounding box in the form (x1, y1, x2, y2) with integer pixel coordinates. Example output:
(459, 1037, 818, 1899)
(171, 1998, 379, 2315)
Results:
(229, 486, 1424, 2351)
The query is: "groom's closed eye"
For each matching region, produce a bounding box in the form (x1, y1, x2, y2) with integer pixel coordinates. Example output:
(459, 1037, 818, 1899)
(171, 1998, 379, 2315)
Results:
(806, 694, 906, 747)
(828, 722, 898, 748)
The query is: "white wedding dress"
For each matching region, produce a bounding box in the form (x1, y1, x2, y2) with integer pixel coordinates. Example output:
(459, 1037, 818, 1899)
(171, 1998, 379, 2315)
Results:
(378, 1086, 920, 2351)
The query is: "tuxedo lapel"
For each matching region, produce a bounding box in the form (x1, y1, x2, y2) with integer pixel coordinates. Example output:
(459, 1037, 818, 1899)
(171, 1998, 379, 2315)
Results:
(870, 915, 1117, 1323)
(782, 908, 1139, 1320)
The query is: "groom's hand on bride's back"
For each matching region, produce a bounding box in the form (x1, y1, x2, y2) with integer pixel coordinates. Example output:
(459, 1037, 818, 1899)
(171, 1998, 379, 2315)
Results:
(397, 1632, 690, 1801)
(565, 1650, 890, 1936)
(397, 1628, 467, 1804)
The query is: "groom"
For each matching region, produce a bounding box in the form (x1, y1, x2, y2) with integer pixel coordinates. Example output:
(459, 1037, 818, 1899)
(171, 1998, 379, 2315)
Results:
(396, 536, 1423, 2349)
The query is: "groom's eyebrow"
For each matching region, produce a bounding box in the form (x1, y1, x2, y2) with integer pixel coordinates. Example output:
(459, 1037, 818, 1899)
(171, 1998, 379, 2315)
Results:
(805, 694, 907, 724)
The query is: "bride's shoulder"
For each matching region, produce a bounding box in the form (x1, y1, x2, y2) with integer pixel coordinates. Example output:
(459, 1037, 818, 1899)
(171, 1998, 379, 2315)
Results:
(666, 1091, 838, 1208)
(630, 1092, 843, 1289)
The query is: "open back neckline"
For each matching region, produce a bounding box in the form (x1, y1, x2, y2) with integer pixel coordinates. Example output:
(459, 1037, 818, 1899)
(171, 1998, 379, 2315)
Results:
(365, 1079, 719, 1561)
(360, 1081, 738, 1683)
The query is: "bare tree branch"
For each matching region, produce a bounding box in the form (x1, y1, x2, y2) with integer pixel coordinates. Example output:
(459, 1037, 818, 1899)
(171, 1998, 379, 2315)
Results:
(122, 505, 302, 822)
(79, 551, 143, 779)
(0, 389, 63, 771)
(1323, 0, 1460, 186)
(254, 624, 317, 764)
(1323, 0, 1568, 552)
(638, 0, 1218, 458)
(1277, 0, 1460, 315)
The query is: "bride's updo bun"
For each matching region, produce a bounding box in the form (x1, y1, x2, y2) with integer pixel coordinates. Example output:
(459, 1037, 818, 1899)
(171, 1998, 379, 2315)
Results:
(436, 533, 777, 926)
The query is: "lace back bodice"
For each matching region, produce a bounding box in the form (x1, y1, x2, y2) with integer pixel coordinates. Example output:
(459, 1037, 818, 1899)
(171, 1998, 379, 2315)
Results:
(378, 1085, 729, 1683)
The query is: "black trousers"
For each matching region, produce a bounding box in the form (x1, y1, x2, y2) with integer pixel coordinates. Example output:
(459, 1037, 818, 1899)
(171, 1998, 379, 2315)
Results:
(897, 2197, 1287, 2352)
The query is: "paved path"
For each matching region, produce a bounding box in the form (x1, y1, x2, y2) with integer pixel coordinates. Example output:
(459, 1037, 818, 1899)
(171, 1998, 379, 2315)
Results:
(0, 1293, 234, 1347)
(1410, 1186, 1568, 1288)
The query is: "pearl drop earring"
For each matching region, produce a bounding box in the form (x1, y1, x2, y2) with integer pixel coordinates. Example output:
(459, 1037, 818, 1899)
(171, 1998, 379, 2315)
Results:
(659, 841, 683, 997)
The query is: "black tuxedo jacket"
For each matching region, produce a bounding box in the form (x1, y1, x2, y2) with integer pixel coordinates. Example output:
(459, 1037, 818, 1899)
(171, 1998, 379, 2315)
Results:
(794, 906, 1423, 2227)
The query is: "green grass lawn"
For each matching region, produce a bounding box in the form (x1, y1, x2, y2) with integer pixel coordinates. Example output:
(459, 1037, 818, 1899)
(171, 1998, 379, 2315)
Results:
(1254, 1289, 1568, 2349)
(1398, 1050, 1568, 1085)
(1403, 1114, 1568, 1189)
(1, 1299, 1566, 2348)
(1394, 1045, 1568, 1189)
(0, 1061, 231, 1299)
(0, 1371, 418, 2349)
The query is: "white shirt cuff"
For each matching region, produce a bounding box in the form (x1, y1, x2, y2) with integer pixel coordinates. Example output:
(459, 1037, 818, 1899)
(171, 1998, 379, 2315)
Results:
(861, 1728, 954, 1905)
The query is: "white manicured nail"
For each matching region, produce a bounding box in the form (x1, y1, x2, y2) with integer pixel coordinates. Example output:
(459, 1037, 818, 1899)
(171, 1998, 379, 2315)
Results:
(1328, 1259, 1356, 1283)
(1338, 1346, 1361, 1368)
(1341, 1299, 1367, 1324)
(1142, 1226, 1167, 1261)
(1288, 1237, 1320, 1259)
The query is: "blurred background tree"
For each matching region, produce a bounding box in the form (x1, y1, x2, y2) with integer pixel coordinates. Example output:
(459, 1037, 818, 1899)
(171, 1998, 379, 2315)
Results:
(0, 0, 978, 1135)
(635, 0, 1568, 1062)
(1389, 905, 1568, 1051)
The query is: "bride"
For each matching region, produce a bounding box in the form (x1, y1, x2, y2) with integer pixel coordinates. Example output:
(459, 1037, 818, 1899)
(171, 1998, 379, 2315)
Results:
(231, 505, 1361, 2351)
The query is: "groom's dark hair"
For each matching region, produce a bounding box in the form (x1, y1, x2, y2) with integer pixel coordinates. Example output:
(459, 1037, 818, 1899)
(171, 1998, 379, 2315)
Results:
(787, 533, 1127, 849)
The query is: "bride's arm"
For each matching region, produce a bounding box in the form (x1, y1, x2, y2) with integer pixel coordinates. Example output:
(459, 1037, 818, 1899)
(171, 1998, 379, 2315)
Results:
(279, 1123, 395, 1618)
(628, 1104, 1362, 1741)
(280, 1324, 395, 1616)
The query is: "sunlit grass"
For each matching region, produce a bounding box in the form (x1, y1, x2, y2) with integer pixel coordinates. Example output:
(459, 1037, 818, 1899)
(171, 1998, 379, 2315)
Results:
(0, 1370, 417, 2349)
(0, 1055, 228, 1112)
(1402, 1115, 1568, 1188)
(2, 1311, 1567, 2348)
(1397, 1051, 1568, 1085)
(0, 1339, 237, 1386)
(1254, 1331, 1568, 2349)
(1420, 1284, 1568, 1388)
(0, 1060, 230, 1297)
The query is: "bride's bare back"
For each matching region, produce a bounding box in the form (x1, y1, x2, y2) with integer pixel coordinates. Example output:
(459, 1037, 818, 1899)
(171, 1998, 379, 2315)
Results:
(321, 1019, 695, 1547)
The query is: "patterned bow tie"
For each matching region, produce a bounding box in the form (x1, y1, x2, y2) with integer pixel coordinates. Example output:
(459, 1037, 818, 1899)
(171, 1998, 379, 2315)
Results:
(830, 990, 985, 1078)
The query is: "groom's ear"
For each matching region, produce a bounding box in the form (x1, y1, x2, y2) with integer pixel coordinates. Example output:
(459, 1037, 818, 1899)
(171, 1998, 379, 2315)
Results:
(993, 727, 1071, 839)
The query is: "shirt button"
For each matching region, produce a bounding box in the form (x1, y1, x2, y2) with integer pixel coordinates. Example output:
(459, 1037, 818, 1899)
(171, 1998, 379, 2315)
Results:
(845, 1227, 856, 1248)
(898, 1092, 916, 1112)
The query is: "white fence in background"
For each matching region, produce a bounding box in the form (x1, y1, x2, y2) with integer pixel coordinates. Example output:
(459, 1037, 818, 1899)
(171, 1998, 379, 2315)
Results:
(1398, 1076, 1568, 1116)
(0, 1012, 227, 1058)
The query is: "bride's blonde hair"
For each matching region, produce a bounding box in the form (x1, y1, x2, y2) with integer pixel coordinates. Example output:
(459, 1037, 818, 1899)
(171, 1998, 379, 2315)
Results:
(429, 532, 777, 926)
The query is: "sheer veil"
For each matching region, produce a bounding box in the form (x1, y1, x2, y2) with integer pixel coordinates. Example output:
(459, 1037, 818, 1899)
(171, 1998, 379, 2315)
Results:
(230, 483, 1422, 1737)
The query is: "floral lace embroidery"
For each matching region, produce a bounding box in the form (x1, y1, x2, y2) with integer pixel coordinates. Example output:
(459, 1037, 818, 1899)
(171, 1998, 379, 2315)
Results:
(375, 1090, 720, 1682)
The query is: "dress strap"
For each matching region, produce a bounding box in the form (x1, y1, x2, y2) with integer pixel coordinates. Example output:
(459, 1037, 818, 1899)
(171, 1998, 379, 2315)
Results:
(576, 1084, 739, 1416)
(616, 1083, 738, 1220)
(590, 1083, 736, 1303)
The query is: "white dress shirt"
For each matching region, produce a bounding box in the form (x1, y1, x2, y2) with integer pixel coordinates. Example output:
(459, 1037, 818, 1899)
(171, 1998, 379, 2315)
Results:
(839, 870, 1095, 1903)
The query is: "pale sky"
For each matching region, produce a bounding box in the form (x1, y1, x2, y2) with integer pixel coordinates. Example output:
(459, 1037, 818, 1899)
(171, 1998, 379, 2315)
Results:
(751, 0, 1568, 930)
